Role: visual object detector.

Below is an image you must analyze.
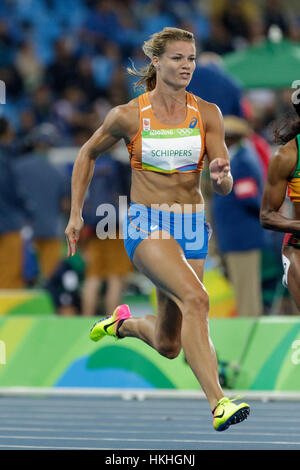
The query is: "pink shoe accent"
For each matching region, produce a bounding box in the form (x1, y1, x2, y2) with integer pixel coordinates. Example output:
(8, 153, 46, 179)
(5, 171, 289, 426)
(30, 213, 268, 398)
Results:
(116, 304, 131, 321)
(115, 304, 131, 338)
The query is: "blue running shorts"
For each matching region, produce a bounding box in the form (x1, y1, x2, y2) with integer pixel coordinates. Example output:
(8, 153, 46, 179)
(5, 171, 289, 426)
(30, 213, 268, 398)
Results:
(123, 203, 212, 262)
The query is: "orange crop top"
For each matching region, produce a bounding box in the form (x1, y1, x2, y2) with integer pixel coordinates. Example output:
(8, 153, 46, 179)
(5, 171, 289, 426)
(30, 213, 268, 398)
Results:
(287, 134, 300, 202)
(126, 92, 205, 174)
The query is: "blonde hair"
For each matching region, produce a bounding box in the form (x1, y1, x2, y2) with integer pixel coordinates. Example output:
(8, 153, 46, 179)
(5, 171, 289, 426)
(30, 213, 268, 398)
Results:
(127, 27, 195, 92)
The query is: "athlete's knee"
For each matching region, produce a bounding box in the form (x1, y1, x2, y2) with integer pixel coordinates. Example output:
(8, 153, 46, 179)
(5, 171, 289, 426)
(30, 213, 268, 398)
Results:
(155, 338, 181, 359)
(182, 287, 209, 320)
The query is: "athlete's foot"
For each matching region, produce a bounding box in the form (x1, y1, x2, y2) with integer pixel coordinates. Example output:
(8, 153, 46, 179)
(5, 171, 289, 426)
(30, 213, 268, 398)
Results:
(89, 304, 132, 342)
(212, 396, 250, 431)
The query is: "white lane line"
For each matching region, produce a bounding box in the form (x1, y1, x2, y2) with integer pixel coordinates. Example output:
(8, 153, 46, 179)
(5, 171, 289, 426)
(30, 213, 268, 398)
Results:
(1, 404, 298, 418)
(0, 427, 300, 439)
(0, 413, 207, 421)
(0, 435, 299, 446)
(0, 444, 117, 450)
(1, 415, 297, 426)
(0, 408, 208, 417)
(0, 417, 299, 432)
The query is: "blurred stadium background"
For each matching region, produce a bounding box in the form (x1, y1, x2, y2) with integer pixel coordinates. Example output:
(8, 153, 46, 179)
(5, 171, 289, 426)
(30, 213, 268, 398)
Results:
(0, 0, 300, 397)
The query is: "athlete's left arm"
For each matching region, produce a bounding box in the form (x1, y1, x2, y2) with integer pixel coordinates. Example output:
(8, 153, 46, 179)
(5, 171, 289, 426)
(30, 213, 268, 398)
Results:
(203, 102, 233, 196)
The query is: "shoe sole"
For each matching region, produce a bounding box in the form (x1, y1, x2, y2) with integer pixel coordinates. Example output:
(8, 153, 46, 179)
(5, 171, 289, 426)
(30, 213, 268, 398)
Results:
(215, 406, 250, 432)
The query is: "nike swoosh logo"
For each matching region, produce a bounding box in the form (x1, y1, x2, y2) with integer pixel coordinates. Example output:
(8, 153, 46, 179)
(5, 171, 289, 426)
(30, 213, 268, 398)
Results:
(214, 409, 225, 418)
(150, 224, 158, 231)
(104, 320, 117, 333)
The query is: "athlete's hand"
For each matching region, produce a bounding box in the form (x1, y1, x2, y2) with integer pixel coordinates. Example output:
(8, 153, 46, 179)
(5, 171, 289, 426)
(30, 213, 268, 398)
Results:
(209, 158, 231, 185)
(65, 215, 84, 257)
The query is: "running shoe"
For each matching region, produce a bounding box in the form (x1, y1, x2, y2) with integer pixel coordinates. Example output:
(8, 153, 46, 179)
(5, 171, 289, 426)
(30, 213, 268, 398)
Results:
(213, 396, 250, 431)
(90, 304, 131, 342)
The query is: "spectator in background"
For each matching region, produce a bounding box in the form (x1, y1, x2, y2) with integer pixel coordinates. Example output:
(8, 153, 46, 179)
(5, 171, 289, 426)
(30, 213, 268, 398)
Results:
(0, 63, 24, 102)
(45, 254, 85, 316)
(72, 54, 100, 102)
(211, 116, 265, 317)
(0, 19, 17, 66)
(45, 37, 78, 97)
(220, 0, 252, 44)
(91, 41, 123, 97)
(16, 84, 55, 141)
(15, 123, 69, 283)
(52, 85, 99, 144)
(81, 0, 125, 52)
(79, 153, 132, 316)
(201, 18, 235, 55)
(29, 84, 55, 126)
(15, 40, 45, 92)
(0, 118, 28, 289)
(263, 0, 291, 38)
(242, 97, 271, 181)
(188, 52, 243, 117)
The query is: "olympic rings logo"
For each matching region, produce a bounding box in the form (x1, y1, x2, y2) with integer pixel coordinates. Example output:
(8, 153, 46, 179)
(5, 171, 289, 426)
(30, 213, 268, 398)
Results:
(177, 129, 194, 137)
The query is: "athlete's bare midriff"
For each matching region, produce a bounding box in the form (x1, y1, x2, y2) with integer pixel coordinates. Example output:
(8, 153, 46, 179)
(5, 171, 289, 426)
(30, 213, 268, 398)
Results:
(130, 169, 204, 212)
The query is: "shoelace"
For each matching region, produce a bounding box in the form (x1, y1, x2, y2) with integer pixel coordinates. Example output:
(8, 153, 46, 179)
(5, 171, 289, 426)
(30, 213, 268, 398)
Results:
(90, 314, 112, 332)
(212, 395, 244, 415)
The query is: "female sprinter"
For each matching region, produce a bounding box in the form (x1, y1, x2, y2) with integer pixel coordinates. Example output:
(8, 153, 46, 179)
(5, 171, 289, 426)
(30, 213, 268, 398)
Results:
(260, 104, 300, 312)
(65, 27, 250, 431)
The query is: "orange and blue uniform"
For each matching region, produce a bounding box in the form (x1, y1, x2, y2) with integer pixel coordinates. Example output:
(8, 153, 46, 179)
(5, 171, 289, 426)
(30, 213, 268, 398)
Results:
(123, 91, 212, 261)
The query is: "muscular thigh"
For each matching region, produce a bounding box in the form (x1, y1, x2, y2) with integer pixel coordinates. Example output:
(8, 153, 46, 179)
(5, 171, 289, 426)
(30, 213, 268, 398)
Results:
(133, 234, 207, 338)
(133, 233, 206, 305)
(155, 257, 206, 340)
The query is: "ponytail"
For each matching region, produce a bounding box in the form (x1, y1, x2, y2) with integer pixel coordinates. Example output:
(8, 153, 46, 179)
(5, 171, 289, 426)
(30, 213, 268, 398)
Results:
(127, 60, 157, 92)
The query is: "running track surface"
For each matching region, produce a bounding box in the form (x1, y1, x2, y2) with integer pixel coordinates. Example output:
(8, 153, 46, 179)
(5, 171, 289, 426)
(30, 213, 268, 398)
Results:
(0, 395, 299, 450)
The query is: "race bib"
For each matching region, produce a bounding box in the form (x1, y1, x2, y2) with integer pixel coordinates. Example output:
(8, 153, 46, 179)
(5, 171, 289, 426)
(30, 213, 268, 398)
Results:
(141, 128, 202, 173)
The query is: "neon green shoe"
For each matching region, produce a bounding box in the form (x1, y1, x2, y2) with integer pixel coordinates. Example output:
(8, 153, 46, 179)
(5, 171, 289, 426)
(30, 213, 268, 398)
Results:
(90, 304, 131, 342)
(213, 396, 250, 431)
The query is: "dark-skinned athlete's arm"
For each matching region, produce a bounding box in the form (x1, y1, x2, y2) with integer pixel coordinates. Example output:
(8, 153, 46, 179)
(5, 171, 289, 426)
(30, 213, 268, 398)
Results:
(65, 106, 127, 257)
(204, 102, 233, 196)
(260, 140, 300, 236)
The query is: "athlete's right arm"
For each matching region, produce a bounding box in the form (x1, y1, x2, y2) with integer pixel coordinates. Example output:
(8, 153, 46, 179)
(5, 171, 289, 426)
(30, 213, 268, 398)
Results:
(65, 105, 128, 257)
(260, 140, 300, 235)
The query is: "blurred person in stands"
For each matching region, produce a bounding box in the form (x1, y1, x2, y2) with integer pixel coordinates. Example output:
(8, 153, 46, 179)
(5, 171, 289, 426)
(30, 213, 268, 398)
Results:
(201, 18, 235, 55)
(242, 98, 271, 181)
(188, 52, 243, 118)
(79, 152, 132, 317)
(17, 85, 55, 141)
(81, 0, 123, 47)
(262, 0, 291, 38)
(211, 116, 265, 317)
(45, 254, 85, 316)
(29, 85, 54, 126)
(219, 0, 253, 44)
(260, 103, 300, 312)
(15, 123, 69, 283)
(72, 54, 100, 102)
(52, 85, 98, 144)
(15, 40, 45, 92)
(45, 38, 77, 97)
(0, 118, 27, 289)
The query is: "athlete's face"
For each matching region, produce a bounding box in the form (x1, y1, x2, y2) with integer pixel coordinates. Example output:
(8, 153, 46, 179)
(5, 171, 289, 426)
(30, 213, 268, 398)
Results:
(153, 40, 196, 89)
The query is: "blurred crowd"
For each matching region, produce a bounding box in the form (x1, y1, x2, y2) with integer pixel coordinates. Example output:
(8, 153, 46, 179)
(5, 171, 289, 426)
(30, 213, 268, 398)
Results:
(0, 0, 299, 317)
